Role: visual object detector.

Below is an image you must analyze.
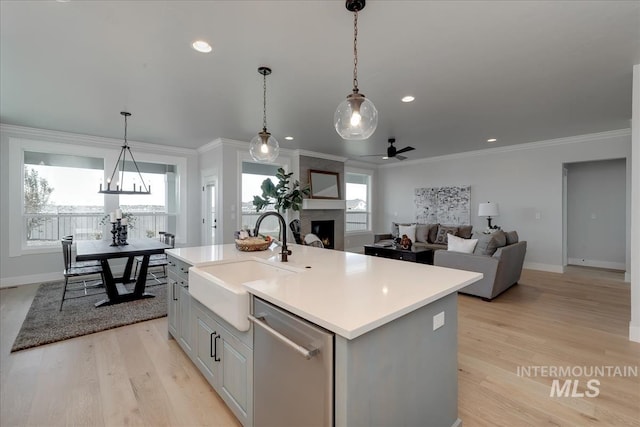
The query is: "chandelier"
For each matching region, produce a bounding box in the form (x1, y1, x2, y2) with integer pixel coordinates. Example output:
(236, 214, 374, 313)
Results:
(98, 112, 151, 195)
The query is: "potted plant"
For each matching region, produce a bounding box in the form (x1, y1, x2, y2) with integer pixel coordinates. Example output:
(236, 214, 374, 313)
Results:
(252, 167, 310, 214)
(252, 168, 310, 243)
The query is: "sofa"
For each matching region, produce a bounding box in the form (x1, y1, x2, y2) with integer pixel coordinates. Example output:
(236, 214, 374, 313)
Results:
(434, 230, 527, 301)
(374, 222, 474, 251)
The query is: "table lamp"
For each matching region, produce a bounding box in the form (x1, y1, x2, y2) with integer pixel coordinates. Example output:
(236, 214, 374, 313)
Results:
(478, 202, 499, 229)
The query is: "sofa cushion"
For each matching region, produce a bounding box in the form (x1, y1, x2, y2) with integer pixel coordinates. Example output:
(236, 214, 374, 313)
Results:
(415, 224, 428, 243)
(435, 225, 459, 244)
(391, 222, 413, 238)
(398, 224, 416, 242)
(457, 225, 473, 239)
(505, 230, 519, 245)
(415, 223, 438, 243)
(447, 234, 478, 253)
(473, 230, 506, 256)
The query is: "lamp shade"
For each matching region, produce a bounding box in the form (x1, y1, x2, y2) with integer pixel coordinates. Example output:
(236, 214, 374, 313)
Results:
(478, 202, 499, 217)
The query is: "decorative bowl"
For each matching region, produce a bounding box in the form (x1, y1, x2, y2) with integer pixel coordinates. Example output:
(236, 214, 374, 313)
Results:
(235, 238, 271, 252)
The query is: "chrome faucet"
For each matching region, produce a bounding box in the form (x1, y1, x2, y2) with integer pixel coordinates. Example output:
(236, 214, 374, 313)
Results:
(254, 211, 292, 262)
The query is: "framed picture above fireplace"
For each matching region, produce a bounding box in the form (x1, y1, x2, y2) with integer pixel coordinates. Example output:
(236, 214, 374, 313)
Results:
(309, 170, 341, 199)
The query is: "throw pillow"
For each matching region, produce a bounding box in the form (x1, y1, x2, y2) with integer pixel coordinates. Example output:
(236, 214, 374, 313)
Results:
(427, 223, 439, 243)
(505, 230, 519, 245)
(447, 234, 478, 253)
(457, 225, 473, 239)
(391, 222, 412, 238)
(434, 225, 459, 245)
(398, 224, 417, 243)
(415, 224, 429, 243)
(473, 230, 507, 256)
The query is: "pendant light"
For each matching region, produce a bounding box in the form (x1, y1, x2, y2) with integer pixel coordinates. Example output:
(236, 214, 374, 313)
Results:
(334, 0, 378, 140)
(98, 112, 151, 195)
(249, 66, 280, 163)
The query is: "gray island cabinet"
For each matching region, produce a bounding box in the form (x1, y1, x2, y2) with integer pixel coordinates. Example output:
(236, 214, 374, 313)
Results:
(167, 244, 481, 427)
(167, 254, 253, 427)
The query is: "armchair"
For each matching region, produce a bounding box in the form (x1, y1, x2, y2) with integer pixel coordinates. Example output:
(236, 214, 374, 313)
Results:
(434, 241, 527, 301)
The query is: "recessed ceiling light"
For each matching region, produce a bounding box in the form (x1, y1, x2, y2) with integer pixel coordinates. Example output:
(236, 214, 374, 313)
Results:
(382, 156, 389, 160)
(284, 136, 294, 141)
(401, 95, 415, 103)
(56, 0, 71, 2)
(192, 40, 212, 53)
(487, 138, 497, 143)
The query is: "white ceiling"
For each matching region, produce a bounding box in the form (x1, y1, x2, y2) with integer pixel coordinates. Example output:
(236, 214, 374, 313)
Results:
(1, 1, 639, 164)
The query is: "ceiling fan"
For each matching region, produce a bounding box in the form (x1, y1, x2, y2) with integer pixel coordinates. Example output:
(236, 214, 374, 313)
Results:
(361, 138, 415, 161)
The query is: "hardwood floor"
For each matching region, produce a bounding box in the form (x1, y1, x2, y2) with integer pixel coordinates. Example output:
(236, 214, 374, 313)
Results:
(1, 268, 638, 426)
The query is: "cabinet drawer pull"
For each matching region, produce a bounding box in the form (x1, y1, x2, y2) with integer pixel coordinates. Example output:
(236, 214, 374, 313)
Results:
(210, 331, 221, 362)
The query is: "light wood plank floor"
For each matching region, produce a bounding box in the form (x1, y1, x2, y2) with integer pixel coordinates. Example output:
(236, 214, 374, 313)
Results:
(1, 268, 638, 426)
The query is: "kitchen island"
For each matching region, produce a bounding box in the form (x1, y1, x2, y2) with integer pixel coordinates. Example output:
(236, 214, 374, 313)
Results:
(166, 244, 482, 427)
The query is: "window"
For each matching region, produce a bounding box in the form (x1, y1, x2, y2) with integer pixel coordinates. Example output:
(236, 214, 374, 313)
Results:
(241, 161, 280, 234)
(23, 151, 104, 246)
(10, 137, 187, 256)
(346, 171, 372, 232)
(118, 161, 178, 239)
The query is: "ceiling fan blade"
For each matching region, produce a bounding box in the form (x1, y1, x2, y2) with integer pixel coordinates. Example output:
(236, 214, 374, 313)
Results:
(395, 146, 415, 155)
(396, 154, 408, 161)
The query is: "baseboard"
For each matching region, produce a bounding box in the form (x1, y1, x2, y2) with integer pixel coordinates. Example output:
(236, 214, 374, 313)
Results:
(523, 262, 564, 273)
(625, 271, 631, 282)
(451, 418, 463, 427)
(567, 258, 626, 271)
(630, 322, 640, 343)
(1, 272, 63, 288)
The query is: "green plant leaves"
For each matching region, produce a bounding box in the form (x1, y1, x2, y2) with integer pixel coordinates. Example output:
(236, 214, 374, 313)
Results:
(252, 167, 310, 213)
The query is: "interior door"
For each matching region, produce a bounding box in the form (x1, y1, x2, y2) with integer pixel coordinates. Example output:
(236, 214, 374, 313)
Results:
(204, 181, 217, 245)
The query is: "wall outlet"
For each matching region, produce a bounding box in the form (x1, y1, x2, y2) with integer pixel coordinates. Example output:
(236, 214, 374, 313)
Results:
(433, 311, 445, 331)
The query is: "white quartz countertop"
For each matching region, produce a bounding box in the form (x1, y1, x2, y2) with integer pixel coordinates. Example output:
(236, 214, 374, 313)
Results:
(167, 244, 482, 340)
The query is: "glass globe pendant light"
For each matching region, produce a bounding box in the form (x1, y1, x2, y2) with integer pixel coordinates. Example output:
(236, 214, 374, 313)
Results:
(249, 66, 280, 163)
(334, 0, 378, 140)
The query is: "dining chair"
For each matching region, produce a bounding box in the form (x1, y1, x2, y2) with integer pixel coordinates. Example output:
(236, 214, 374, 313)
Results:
(133, 232, 173, 284)
(60, 239, 104, 311)
(63, 235, 101, 268)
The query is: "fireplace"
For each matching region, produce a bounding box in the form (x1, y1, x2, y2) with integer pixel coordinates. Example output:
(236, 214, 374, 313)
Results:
(311, 220, 335, 249)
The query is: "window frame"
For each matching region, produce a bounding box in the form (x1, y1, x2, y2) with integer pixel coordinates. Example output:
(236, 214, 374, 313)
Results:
(9, 137, 187, 256)
(345, 167, 374, 234)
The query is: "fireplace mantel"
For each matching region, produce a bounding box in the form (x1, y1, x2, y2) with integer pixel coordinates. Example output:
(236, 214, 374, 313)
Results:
(302, 199, 346, 210)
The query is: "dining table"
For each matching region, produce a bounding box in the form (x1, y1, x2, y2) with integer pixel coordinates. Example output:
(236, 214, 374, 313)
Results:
(76, 238, 171, 307)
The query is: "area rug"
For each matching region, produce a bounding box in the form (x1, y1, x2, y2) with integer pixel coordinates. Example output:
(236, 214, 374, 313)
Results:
(11, 280, 167, 352)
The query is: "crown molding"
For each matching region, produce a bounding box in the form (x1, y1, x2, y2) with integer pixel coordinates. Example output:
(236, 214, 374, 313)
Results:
(378, 128, 632, 169)
(295, 149, 348, 163)
(0, 123, 197, 156)
(345, 159, 380, 170)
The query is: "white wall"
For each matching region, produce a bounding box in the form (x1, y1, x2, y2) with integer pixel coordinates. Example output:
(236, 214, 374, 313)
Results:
(0, 125, 201, 286)
(566, 159, 627, 270)
(376, 130, 632, 273)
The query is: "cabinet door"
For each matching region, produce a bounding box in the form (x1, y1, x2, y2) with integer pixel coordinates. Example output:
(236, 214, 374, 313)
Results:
(192, 305, 220, 387)
(218, 327, 253, 427)
(167, 273, 179, 339)
(178, 282, 192, 355)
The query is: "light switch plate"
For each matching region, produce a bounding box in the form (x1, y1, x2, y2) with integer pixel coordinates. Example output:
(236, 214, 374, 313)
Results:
(433, 311, 445, 331)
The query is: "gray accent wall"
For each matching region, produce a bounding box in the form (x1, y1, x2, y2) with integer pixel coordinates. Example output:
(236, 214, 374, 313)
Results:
(566, 159, 627, 270)
(299, 155, 345, 251)
(375, 130, 631, 274)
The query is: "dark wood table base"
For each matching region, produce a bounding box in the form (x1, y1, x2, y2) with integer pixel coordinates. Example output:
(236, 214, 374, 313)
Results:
(94, 254, 156, 307)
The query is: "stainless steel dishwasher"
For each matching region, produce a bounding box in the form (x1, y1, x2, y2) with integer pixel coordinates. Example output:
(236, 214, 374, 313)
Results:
(250, 297, 334, 427)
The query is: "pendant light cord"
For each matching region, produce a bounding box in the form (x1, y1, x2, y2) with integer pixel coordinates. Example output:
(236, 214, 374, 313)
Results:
(262, 71, 268, 132)
(353, 10, 359, 92)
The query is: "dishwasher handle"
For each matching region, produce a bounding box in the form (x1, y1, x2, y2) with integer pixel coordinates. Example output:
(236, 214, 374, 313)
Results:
(248, 314, 319, 360)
